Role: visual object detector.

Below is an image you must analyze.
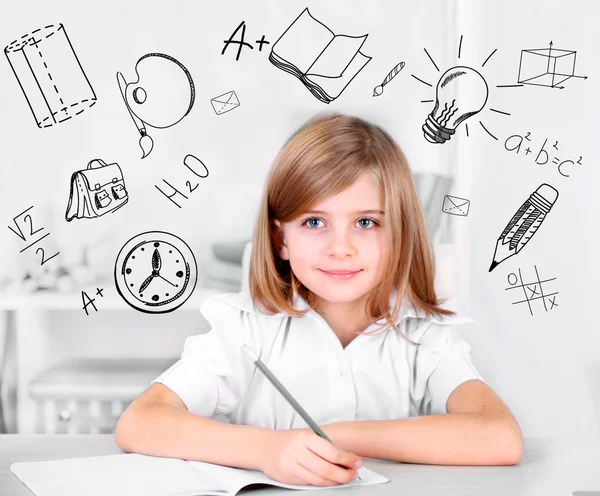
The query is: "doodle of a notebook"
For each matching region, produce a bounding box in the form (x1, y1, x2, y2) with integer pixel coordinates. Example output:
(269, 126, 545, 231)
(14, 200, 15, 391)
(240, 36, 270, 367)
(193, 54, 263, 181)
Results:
(11, 452, 389, 496)
(269, 8, 372, 104)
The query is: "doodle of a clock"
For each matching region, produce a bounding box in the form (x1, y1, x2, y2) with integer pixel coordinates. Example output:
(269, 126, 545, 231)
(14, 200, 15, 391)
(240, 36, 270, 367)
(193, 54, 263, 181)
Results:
(114, 231, 198, 313)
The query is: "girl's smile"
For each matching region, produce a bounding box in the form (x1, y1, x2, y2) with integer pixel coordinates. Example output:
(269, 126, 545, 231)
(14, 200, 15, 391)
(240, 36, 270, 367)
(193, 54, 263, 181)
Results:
(319, 269, 362, 280)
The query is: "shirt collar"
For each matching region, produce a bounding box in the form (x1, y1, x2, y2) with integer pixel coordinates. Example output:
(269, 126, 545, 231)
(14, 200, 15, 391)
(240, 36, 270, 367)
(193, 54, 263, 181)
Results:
(216, 289, 472, 327)
(293, 287, 433, 330)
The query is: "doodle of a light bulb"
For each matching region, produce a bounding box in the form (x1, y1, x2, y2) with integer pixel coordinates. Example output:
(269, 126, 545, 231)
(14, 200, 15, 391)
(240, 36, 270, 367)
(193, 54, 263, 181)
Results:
(422, 66, 489, 144)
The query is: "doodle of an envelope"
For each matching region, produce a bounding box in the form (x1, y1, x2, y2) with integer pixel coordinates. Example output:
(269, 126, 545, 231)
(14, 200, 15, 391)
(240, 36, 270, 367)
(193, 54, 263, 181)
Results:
(442, 195, 470, 216)
(210, 90, 240, 115)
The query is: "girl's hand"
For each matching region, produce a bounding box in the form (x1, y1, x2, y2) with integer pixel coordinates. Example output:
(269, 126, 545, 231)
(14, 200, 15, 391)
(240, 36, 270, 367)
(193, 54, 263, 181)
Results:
(259, 428, 362, 486)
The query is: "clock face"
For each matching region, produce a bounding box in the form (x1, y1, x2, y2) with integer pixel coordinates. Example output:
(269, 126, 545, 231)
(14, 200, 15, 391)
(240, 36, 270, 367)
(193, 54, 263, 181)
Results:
(114, 231, 198, 313)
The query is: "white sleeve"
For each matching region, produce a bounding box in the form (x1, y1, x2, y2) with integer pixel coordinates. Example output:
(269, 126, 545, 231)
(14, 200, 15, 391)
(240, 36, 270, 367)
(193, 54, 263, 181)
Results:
(151, 296, 260, 419)
(412, 321, 486, 416)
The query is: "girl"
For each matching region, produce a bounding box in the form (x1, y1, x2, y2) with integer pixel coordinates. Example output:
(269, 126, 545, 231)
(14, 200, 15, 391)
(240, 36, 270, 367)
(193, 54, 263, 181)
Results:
(115, 113, 523, 486)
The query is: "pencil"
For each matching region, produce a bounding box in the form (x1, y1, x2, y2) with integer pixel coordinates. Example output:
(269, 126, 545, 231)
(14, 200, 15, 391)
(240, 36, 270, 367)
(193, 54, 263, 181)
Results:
(489, 183, 558, 272)
(240, 344, 362, 481)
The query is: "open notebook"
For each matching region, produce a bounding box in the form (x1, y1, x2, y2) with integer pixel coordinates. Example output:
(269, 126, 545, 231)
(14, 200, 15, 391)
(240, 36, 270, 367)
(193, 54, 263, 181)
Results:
(10, 452, 390, 496)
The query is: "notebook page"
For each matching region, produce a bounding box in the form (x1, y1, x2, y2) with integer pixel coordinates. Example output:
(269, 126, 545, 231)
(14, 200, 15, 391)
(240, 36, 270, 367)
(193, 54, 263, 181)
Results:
(307, 34, 368, 78)
(12, 453, 229, 496)
(271, 9, 334, 74)
(306, 44, 372, 100)
(187, 460, 390, 493)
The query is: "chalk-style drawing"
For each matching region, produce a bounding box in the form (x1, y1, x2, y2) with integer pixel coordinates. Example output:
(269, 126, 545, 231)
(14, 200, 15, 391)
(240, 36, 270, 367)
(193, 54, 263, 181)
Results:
(82, 288, 104, 315)
(269, 8, 372, 104)
(117, 53, 195, 158)
(221, 20, 270, 61)
(505, 266, 558, 316)
(210, 90, 240, 115)
(415, 38, 508, 143)
(155, 154, 209, 208)
(65, 159, 128, 222)
(504, 132, 583, 178)
(155, 180, 188, 209)
(255, 35, 270, 52)
(422, 66, 489, 144)
(442, 195, 470, 216)
(114, 231, 198, 314)
(489, 184, 559, 272)
(518, 41, 588, 89)
(184, 154, 209, 178)
(4, 24, 97, 128)
(373, 62, 405, 97)
(222, 20, 254, 61)
(7, 205, 60, 266)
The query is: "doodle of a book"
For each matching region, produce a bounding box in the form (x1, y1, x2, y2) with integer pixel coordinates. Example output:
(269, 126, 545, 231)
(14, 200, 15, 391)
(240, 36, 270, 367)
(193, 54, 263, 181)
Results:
(269, 8, 372, 104)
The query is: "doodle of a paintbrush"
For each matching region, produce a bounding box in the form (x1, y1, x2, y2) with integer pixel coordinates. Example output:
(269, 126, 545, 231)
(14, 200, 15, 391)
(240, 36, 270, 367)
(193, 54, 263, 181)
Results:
(116, 71, 154, 159)
(373, 62, 405, 96)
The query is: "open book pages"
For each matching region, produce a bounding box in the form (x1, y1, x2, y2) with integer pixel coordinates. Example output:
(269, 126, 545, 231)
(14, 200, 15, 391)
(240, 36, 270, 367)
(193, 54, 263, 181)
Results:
(11, 452, 390, 496)
(269, 8, 371, 103)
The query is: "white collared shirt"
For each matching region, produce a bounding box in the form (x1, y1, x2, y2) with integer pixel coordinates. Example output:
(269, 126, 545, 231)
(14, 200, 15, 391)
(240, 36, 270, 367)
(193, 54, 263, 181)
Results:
(151, 291, 486, 429)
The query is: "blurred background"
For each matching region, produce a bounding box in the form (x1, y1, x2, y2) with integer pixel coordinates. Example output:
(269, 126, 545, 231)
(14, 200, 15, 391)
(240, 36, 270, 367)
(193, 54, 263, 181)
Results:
(0, 0, 598, 439)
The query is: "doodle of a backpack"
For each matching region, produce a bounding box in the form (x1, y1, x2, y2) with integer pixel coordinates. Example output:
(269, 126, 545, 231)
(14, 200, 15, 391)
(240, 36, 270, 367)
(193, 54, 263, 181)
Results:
(65, 158, 128, 221)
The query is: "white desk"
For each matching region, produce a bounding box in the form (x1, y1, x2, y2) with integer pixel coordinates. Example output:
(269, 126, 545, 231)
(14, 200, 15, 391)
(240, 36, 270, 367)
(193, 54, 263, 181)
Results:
(1, 435, 600, 496)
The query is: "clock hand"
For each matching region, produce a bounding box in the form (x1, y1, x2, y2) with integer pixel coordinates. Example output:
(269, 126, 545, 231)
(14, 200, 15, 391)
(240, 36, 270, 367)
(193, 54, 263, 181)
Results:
(157, 274, 177, 287)
(139, 273, 155, 293)
(152, 248, 161, 272)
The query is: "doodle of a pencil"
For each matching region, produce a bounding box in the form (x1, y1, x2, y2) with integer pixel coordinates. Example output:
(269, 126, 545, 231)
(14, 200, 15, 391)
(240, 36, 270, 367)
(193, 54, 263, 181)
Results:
(489, 183, 559, 272)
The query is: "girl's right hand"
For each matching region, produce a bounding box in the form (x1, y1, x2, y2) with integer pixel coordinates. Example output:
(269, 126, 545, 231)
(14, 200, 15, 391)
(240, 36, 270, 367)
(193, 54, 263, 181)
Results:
(259, 428, 362, 486)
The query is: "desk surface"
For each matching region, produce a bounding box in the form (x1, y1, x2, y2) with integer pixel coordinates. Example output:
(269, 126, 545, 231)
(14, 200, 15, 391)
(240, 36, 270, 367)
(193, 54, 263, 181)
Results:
(1, 435, 599, 496)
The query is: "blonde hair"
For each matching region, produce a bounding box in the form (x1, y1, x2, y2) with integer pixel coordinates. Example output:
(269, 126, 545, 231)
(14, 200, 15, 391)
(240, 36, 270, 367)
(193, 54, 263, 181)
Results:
(249, 112, 454, 345)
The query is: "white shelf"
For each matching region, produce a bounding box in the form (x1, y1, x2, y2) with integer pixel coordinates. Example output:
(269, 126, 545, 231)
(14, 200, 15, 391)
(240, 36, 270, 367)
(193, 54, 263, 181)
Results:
(0, 285, 233, 434)
(0, 286, 226, 311)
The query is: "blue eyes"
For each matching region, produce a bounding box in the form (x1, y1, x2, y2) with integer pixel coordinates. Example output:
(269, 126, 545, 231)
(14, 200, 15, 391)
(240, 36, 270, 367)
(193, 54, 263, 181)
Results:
(301, 217, 380, 230)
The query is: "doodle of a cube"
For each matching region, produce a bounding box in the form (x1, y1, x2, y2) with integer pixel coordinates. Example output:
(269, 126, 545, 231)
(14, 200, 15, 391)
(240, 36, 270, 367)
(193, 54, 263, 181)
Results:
(517, 47, 576, 88)
(4, 24, 97, 128)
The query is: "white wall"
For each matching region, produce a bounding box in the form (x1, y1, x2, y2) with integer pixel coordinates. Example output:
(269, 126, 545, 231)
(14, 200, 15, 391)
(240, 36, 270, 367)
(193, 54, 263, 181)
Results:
(454, 0, 600, 439)
(0, 0, 598, 439)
